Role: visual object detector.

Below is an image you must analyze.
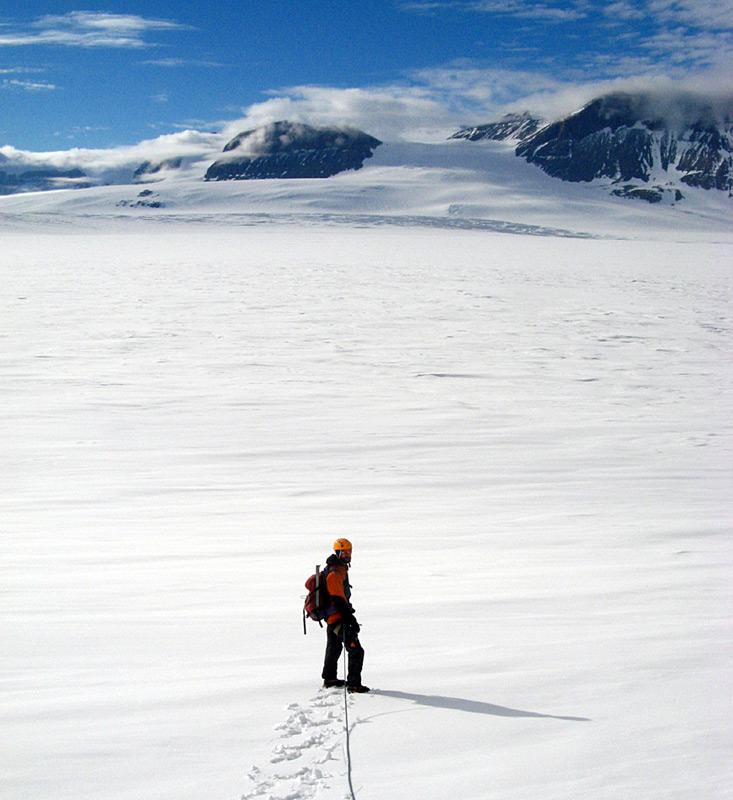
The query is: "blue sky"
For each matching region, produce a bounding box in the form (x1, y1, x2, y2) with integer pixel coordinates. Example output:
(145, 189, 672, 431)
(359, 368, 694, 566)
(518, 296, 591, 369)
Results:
(0, 1, 731, 152)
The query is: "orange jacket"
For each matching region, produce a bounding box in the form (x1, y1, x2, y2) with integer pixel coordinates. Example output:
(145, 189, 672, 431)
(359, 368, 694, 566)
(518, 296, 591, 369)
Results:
(325, 561, 351, 624)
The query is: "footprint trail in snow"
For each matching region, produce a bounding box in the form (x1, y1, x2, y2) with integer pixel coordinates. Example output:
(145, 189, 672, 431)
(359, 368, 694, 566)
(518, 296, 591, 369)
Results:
(242, 689, 358, 800)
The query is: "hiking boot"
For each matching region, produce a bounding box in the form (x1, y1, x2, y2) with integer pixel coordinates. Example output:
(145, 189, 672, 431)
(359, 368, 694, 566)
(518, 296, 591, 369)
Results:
(347, 684, 370, 694)
(323, 679, 346, 688)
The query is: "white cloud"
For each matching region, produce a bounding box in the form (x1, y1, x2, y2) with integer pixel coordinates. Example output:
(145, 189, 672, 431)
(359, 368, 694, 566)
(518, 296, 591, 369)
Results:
(218, 64, 733, 145)
(602, 1, 647, 20)
(0, 66, 46, 74)
(0, 11, 186, 48)
(401, 0, 588, 19)
(648, 0, 733, 29)
(141, 58, 224, 68)
(1, 78, 56, 91)
(640, 27, 733, 69)
(492, 73, 733, 124)
(466, 1, 587, 20)
(399, 1, 733, 78)
(34, 12, 182, 32)
(411, 63, 567, 109)
(403, 0, 733, 28)
(0, 129, 224, 178)
(398, 1, 452, 12)
(141, 58, 186, 66)
(221, 85, 460, 143)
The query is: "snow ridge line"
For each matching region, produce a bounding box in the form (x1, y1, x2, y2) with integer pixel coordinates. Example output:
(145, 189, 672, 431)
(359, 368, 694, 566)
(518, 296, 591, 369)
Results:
(242, 689, 356, 800)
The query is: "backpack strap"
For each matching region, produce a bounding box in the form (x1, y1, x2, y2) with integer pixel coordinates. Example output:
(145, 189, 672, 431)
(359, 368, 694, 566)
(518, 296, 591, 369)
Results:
(315, 564, 324, 628)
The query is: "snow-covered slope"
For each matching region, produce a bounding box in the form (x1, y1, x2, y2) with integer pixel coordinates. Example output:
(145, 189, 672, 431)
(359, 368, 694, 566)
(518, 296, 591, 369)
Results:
(0, 139, 731, 240)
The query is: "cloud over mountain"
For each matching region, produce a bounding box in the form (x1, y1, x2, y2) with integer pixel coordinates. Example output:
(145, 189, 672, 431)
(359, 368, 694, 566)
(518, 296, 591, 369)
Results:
(0, 64, 730, 193)
(216, 67, 733, 148)
(221, 85, 459, 143)
(0, 129, 223, 180)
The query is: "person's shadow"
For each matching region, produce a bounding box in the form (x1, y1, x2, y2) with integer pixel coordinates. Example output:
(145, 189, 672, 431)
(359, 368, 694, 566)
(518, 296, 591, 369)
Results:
(373, 690, 590, 722)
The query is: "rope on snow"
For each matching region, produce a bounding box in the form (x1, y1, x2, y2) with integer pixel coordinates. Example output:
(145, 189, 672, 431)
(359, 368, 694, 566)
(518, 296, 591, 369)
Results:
(342, 627, 357, 800)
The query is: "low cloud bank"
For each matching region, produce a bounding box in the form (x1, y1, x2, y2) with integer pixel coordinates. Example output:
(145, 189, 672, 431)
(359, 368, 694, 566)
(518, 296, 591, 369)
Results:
(221, 85, 457, 144)
(222, 70, 733, 144)
(510, 75, 733, 126)
(0, 67, 730, 185)
(0, 129, 225, 181)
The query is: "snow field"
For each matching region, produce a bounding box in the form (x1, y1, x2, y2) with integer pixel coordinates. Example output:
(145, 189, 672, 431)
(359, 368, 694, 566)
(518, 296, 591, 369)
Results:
(2, 224, 732, 800)
(1, 139, 732, 241)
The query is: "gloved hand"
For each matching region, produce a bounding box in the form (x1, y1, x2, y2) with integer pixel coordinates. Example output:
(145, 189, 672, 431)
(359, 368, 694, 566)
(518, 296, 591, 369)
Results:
(348, 618, 360, 634)
(333, 597, 352, 616)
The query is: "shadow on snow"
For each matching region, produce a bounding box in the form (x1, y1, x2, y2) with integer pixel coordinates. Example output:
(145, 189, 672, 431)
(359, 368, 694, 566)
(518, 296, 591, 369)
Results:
(373, 690, 590, 722)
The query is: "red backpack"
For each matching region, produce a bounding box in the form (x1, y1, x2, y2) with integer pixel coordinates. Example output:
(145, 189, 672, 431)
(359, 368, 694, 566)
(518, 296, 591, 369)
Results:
(303, 564, 331, 634)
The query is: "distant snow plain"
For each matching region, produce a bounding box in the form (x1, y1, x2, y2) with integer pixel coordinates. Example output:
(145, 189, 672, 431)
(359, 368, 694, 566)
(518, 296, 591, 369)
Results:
(2, 140, 732, 800)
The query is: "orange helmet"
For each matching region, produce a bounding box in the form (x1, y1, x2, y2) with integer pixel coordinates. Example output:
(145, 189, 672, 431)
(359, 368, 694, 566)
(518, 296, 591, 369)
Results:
(333, 537, 353, 553)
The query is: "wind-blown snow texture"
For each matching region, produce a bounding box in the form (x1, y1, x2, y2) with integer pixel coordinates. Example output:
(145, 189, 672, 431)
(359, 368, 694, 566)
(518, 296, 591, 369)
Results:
(2, 220, 731, 800)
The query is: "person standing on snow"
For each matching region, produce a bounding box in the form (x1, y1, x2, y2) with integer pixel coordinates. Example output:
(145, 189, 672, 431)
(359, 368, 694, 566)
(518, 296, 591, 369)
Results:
(322, 538, 370, 693)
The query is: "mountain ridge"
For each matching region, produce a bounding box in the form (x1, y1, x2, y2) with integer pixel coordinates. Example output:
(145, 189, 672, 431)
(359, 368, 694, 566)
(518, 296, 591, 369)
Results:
(451, 91, 733, 202)
(515, 92, 732, 197)
(450, 112, 542, 143)
(0, 93, 731, 215)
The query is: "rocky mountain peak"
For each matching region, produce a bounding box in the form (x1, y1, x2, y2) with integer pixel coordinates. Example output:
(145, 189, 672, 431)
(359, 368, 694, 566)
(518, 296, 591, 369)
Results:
(205, 121, 382, 181)
(513, 91, 733, 197)
(450, 112, 542, 143)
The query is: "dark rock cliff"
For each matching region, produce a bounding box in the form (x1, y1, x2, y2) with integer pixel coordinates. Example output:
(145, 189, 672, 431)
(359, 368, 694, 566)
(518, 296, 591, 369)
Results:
(450, 112, 541, 142)
(204, 121, 382, 181)
(514, 93, 732, 193)
(134, 158, 183, 179)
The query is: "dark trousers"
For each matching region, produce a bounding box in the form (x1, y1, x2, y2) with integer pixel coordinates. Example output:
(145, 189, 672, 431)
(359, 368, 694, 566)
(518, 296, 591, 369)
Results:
(322, 622, 364, 686)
